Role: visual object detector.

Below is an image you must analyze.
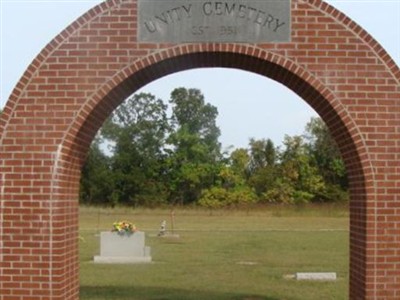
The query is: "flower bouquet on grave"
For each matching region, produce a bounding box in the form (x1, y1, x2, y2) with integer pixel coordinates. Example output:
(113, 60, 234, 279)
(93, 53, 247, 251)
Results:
(112, 221, 138, 236)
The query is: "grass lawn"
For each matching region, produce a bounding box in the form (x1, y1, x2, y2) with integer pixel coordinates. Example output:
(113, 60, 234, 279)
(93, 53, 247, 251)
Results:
(79, 205, 349, 299)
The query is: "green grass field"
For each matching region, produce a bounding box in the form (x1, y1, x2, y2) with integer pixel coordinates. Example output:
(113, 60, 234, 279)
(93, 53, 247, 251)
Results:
(79, 205, 349, 299)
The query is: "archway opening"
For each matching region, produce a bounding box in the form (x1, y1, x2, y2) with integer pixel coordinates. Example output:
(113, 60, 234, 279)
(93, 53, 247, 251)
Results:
(67, 51, 366, 299)
(78, 66, 351, 299)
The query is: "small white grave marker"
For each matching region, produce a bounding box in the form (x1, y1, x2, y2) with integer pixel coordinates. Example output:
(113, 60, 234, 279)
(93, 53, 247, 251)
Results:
(296, 272, 337, 281)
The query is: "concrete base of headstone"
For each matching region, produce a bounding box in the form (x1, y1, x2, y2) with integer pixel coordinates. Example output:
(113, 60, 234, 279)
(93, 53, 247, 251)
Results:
(296, 272, 337, 281)
(94, 231, 152, 264)
(149, 233, 180, 238)
(160, 233, 180, 238)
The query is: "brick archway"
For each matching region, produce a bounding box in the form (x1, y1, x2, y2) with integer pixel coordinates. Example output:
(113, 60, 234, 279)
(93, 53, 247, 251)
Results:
(0, 0, 399, 299)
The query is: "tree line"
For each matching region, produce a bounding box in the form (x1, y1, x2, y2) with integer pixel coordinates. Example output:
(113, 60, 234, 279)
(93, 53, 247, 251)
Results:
(80, 88, 348, 207)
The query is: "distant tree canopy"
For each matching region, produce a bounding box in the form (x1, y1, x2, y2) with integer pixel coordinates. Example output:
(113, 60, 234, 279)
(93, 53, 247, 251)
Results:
(80, 88, 348, 207)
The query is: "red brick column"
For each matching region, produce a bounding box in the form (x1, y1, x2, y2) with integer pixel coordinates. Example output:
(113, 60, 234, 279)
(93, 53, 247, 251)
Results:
(0, 0, 399, 299)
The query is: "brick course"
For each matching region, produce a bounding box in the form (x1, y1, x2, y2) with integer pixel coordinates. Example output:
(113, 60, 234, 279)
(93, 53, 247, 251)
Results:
(0, 0, 399, 299)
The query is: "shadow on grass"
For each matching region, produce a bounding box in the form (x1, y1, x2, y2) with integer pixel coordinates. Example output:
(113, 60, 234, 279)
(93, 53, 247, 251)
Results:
(80, 286, 281, 300)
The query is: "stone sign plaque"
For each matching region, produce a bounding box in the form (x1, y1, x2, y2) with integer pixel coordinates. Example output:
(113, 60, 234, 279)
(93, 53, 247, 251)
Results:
(138, 0, 291, 43)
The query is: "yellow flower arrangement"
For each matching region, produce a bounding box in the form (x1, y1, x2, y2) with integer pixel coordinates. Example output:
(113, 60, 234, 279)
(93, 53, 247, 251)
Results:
(112, 221, 137, 235)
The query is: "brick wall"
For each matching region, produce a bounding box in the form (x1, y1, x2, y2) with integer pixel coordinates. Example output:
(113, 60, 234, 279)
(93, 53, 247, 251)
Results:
(0, 0, 399, 299)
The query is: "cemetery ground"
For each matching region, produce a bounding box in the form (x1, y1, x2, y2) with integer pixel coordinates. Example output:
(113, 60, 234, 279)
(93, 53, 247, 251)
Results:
(79, 205, 349, 300)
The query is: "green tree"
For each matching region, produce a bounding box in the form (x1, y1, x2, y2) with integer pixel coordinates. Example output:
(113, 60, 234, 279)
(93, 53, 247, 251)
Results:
(167, 88, 222, 204)
(304, 117, 348, 202)
(80, 138, 113, 205)
(248, 138, 276, 173)
(247, 138, 278, 197)
(279, 135, 325, 203)
(198, 164, 257, 210)
(259, 135, 325, 204)
(101, 93, 170, 206)
(169, 88, 221, 156)
(304, 117, 347, 187)
(198, 146, 257, 210)
(225, 148, 251, 187)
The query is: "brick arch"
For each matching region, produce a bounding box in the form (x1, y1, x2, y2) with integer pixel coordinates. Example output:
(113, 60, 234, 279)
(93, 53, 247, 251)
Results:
(0, 0, 399, 299)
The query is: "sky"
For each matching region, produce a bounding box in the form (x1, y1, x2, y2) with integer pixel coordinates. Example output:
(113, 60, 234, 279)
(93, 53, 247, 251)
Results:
(1, 0, 399, 149)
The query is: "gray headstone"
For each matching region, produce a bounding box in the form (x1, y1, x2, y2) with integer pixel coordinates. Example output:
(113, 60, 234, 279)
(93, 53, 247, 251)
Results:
(94, 231, 152, 263)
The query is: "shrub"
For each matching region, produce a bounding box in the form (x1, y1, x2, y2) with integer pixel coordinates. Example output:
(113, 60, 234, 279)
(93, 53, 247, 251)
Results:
(198, 187, 227, 209)
(261, 181, 294, 204)
(315, 184, 349, 203)
(198, 186, 257, 209)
